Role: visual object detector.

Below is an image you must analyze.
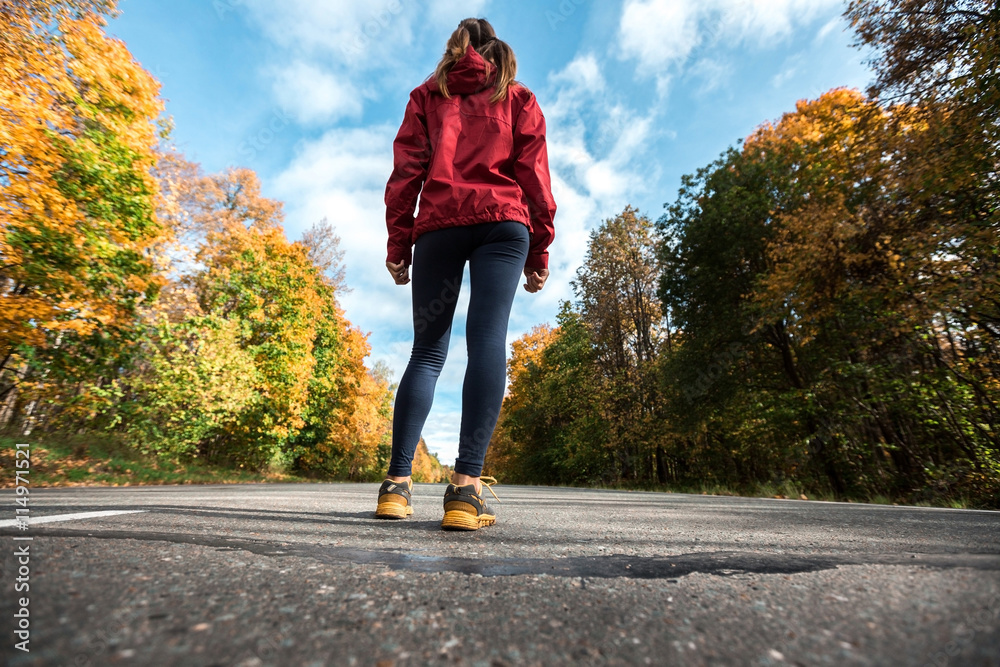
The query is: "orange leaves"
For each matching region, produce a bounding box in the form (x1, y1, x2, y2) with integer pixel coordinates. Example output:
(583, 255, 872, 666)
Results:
(743, 89, 907, 338)
(1, 8, 165, 364)
(324, 322, 392, 478)
(746, 89, 872, 167)
(411, 438, 447, 483)
(508, 324, 558, 381)
(62, 15, 162, 150)
(0, 4, 389, 479)
(746, 85, 985, 347)
(506, 323, 558, 413)
(179, 166, 393, 472)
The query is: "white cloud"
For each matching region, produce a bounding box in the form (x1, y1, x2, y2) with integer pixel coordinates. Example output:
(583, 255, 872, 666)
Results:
(619, 0, 701, 71)
(771, 54, 801, 88)
(544, 56, 658, 216)
(814, 16, 843, 44)
(550, 53, 606, 92)
(272, 126, 392, 225)
(618, 0, 843, 77)
(239, 0, 492, 127)
(271, 125, 404, 343)
(271, 62, 362, 124)
(236, 1, 408, 128)
(421, 410, 463, 463)
(239, 0, 412, 65)
(515, 54, 663, 323)
(715, 0, 835, 46)
(241, 0, 490, 66)
(687, 57, 731, 94)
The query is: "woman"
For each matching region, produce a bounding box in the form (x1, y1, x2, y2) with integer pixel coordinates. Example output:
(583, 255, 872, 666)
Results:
(376, 18, 557, 530)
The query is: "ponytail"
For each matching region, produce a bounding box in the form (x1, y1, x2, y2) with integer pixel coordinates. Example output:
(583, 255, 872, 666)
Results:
(434, 18, 517, 104)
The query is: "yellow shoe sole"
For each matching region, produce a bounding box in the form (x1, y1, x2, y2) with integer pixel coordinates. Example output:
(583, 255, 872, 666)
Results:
(375, 501, 413, 519)
(441, 509, 496, 531)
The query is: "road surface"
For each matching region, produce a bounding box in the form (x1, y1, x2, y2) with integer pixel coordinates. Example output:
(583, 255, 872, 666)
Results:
(1, 484, 998, 666)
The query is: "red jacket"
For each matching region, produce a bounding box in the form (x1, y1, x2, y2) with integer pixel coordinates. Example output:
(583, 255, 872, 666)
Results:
(385, 46, 557, 270)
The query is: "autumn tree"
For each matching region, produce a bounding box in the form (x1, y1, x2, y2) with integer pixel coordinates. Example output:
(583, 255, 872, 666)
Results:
(178, 170, 316, 467)
(487, 306, 614, 485)
(1, 4, 165, 430)
(847, 1, 998, 351)
(411, 438, 447, 483)
(88, 156, 392, 475)
(287, 300, 393, 480)
(657, 86, 998, 503)
(0, 1, 396, 480)
(301, 218, 349, 296)
(846, 0, 998, 499)
(485, 323, 561, 483)
(847, 0, 998, 106)
(573, 207, 667, 482)
(657, 140, 798, 491)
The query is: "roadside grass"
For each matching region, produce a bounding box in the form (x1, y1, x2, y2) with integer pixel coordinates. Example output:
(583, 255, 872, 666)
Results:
(0, 435, 985, 510)
(581, 479, 975, 509)
(0, 434, 310, 488)
(596, 479, 837, 504)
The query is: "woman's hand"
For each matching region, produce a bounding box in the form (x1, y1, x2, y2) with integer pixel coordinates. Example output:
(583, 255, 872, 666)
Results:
(386, 261, 410, 285)
(523, 267, 549, 293)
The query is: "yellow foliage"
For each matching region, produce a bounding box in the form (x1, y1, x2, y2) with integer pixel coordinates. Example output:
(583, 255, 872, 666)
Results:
(329, 324, 392, 478)
(506, 323, 559, 414)
(411, 438, 447, 483)
(1, 9, 164, 351)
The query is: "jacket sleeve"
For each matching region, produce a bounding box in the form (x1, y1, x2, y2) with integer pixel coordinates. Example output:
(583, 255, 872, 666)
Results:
(512, 92, 557, 271)
(384, 89, 431, 266)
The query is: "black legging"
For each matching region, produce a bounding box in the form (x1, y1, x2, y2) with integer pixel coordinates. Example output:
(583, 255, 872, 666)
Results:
(388, 221, 529, 477)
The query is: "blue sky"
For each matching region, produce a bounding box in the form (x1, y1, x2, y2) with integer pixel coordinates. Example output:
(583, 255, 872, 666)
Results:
(110, 0, 872, 466)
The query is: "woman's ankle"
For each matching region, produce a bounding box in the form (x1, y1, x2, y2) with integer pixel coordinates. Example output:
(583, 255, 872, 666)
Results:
(387, 475, 411, 485)
(451, 472, 480, 492)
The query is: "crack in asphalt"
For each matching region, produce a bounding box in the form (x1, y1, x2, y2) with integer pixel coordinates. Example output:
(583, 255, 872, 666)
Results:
(3, 527, 999, 579)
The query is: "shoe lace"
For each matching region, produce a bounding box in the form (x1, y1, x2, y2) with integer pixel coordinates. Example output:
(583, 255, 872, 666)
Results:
(479, 476, 501, 503)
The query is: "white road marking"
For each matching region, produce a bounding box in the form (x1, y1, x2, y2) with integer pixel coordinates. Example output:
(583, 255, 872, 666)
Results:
(0, 510, 147, 528)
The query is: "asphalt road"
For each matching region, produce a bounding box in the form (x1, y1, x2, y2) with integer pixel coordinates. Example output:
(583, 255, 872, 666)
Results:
(1, 484, 998, 666)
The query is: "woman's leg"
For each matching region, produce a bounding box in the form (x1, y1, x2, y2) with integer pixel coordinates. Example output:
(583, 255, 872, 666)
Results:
(454, 221, 530, 477)
(387, 228, 470, 477)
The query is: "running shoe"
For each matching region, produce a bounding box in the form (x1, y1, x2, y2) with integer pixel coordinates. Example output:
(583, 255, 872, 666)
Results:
(375, 479, 413, 519)
(441, 476, 499, 531)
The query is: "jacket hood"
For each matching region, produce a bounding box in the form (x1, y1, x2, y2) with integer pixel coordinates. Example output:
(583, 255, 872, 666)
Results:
(429, 45, 497, 95)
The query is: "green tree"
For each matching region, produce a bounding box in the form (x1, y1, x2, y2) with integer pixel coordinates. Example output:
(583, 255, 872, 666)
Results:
(657, 135, 809, 493)
(659, 87, 999, 504)
(121, 315, 257, 458)
(190, 170, 321, 468)
(573, 207, 666, 482)
(487, 304, 611, 485)
(1, 6, 166, 432)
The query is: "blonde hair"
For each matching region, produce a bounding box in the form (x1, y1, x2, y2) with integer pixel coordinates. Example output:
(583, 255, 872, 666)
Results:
(434, 18, 517, 104)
